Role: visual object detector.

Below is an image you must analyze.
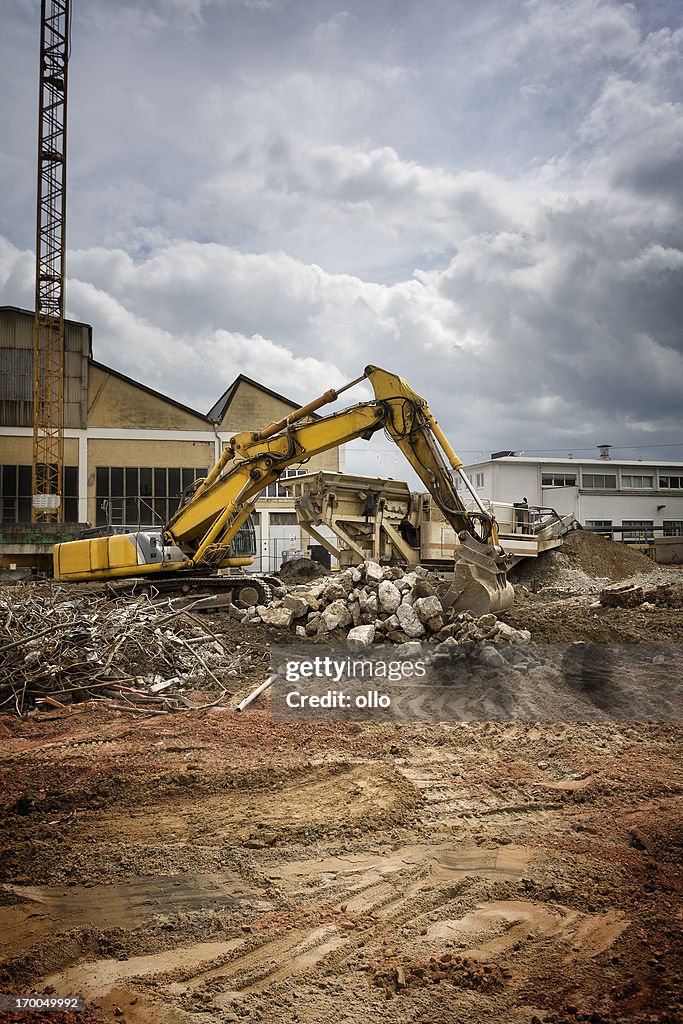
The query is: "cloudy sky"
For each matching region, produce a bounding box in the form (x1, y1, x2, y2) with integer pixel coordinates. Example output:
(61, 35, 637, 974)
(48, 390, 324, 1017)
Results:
(1, 0, 682, 477)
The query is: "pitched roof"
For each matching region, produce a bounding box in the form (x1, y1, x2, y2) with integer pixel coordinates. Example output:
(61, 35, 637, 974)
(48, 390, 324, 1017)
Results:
(207, 373, 306, 423)
(89, 359, 211, 422)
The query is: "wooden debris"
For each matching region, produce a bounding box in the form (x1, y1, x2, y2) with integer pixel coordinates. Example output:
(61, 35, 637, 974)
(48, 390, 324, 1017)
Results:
(0, 583, 259, 717)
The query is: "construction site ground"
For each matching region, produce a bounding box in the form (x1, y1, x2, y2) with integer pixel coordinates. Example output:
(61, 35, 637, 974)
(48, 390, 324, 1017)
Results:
(1, 533, 682, 1024)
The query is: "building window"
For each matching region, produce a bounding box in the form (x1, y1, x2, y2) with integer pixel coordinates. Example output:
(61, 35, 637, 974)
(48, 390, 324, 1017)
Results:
(542, 473, 577, 486)
(663, 521, 683, 536)
(621, 474, 653, 489)
(585, 520, 612, 530)
(95, 466, 207, 527)
(474, 472, 485, 488)
(621, 519, 654, 541)
(582, 473, 617, 489)
(263, 469, 307, 499)
(269, 512, 299, 526)
(0, 465, 78, 523)
(660, 475, 683, 489)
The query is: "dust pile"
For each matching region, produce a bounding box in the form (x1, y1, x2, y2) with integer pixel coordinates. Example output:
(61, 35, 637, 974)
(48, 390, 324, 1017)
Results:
(510, 530, 657, 594)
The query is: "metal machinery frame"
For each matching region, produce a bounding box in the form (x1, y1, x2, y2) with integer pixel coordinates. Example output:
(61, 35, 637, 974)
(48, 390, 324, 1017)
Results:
(283, 471, 579, 568)
(32, 0, 70, 521)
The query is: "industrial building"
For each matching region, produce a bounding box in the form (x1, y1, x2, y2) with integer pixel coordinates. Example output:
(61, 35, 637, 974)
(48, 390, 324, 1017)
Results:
(462, 449, 683, 544)
(0, 306, 340, 570)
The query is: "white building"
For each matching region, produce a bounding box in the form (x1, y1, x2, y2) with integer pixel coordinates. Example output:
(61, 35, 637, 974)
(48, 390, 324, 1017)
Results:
(462, 449, 683, 541)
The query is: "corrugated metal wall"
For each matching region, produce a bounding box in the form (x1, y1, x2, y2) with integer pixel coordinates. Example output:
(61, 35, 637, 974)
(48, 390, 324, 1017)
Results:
(0, 307, 90, 428)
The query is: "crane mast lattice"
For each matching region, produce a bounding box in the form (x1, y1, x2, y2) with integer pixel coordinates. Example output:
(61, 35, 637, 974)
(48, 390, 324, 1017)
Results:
(32, 0, 70, 521)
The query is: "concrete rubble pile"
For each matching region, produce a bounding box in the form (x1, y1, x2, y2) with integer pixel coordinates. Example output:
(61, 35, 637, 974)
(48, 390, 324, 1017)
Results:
(0, 585, 254, 716)
(238, 560, 531, 647)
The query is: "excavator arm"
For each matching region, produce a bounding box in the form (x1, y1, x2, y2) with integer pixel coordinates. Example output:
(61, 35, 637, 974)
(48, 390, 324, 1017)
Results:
(161, 365, 498, 563)
(53, 366, 513, 612)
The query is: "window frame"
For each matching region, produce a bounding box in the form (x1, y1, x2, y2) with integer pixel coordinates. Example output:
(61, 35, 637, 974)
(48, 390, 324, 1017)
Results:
(541, 472, 577, 487)
(0, 464, 78, 524)
(95, 466, 208, 527)
(620, 473, 654, 489)
(263, 468, 308, 499)
(582, 472, 617, 489)
(621, 519, 655, 541)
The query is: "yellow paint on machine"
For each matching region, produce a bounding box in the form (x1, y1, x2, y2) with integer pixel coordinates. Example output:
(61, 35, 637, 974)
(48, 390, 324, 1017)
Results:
(54, 534, 176, 581)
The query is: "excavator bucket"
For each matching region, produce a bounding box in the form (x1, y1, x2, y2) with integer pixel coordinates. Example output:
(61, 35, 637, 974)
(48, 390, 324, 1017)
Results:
(444, 532, 515, 617)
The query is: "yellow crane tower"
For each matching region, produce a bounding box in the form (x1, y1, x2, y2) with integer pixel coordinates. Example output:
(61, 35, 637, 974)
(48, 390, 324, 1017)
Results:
(32, 0, 70, 521)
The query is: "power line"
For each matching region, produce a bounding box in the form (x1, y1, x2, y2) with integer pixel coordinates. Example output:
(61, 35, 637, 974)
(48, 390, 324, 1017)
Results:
(488, 444, 683, 454)
(350, 443, 683, 454)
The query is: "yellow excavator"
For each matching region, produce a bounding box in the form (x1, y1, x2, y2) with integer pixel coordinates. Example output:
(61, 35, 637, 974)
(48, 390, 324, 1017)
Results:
(53, 366, 514, 614)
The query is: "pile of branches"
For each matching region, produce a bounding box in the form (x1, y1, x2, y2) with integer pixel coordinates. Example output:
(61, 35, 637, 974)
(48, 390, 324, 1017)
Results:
(0, 584, 259, 717)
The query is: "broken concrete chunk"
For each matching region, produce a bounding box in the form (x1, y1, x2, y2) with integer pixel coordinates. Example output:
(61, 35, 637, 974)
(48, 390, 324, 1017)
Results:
(414, 578, 437, 598)
(413, 595, 443, 623)
(396, 603, 426, 638)
(377, 579, 401, 613)
(322, 581, 349, 603)
(426, 614, 444, 633)
(363, 560, 384, 583)
(325, 600, 353, 628)
(259, 606, 295, 628)
(494, 622, 531, 644)
(283, 594, 309, 618)
(320, 609, 341, 632)
(347, 624, 376, 647)
(477, 613, 498, 631)
(305, 615, 321, 636)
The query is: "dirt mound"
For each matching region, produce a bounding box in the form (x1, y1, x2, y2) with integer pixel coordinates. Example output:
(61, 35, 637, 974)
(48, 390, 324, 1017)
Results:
(510, 529, 656, 593)
(277, 557, 329, 583)
(560, 529, 656, 577)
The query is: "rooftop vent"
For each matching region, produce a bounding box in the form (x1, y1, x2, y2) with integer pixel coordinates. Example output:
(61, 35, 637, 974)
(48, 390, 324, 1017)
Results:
(597, 444, 612, 460)
(491, 450, 518, 459)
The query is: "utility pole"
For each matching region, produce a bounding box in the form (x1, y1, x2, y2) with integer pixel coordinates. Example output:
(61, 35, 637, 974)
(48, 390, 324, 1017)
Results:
(32, 0, 70, 521)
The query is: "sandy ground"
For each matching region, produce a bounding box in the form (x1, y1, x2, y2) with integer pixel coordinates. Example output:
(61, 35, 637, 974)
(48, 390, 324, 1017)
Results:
(0, 536, 682, 1024)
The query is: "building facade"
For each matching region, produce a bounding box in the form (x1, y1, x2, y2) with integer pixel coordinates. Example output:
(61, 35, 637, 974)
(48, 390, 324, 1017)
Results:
(461, 451, 683, 541)
(0, 306, 340, 570)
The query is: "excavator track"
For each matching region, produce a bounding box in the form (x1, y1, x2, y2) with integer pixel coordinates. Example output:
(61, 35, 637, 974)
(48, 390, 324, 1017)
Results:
(103, 574, 281, 608)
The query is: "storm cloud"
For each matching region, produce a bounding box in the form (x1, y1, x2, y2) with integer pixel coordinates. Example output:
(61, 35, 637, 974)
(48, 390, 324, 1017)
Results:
(1, 0, 681, 472)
